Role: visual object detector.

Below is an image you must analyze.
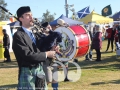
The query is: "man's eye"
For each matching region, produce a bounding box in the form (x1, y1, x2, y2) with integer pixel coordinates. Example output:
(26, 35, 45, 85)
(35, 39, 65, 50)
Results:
(26, 14, 29, 16)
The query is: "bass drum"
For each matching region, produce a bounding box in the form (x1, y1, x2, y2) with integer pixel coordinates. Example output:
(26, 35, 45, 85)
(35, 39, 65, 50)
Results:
(55, 25, 91, 62)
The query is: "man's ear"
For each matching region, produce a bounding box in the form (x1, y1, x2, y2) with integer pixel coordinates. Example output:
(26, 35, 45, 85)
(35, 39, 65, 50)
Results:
(19, 16, 23, 21)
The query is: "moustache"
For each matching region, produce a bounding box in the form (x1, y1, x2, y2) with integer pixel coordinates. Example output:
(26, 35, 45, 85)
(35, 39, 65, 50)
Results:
(30, 19, 34, 23)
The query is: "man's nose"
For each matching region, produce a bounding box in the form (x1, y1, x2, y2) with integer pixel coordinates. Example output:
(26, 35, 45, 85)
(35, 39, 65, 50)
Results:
(29, 15, 33, 19)
(30, 17, 33, 20)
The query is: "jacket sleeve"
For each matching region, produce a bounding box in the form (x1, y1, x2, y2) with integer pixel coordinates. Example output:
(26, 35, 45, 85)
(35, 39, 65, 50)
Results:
(3, 34, 10, 46)
(6, 34, 10, 46)
(12, 32, 46, 63)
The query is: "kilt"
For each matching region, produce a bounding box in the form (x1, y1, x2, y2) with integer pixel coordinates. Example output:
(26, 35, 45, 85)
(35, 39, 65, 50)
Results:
(18, 64, 48, 90)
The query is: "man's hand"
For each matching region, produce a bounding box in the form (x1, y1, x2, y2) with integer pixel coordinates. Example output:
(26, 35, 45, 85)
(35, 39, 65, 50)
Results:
(55, 45, 61, 54)
(51, 45, 60, 53)
(46, 51, 56, 59)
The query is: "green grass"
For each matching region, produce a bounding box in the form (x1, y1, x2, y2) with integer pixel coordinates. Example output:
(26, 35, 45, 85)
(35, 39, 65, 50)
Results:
(0, 40, 120, 90)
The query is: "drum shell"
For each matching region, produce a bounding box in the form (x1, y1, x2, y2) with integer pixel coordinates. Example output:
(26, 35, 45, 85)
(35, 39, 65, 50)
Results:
(54, 25, 91, 61)
(70, 25, 91, 58)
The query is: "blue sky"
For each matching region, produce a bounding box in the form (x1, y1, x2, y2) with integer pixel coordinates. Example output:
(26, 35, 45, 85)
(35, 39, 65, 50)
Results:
(5, 0, 119, 19)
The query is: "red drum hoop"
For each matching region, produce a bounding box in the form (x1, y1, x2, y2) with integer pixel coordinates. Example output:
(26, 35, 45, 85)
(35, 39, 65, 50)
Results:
(55, 25, 91, 62)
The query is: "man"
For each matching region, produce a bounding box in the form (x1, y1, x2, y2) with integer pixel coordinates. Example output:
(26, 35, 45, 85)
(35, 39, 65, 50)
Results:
(84, 25, 92, 61)
(52, 19, 72, 82)
(12, 6, 57, 90)
(40, 22, 62, 52)
(105, 25, 116, 52)
(2, 29, 11, 62)
(40, 22, 62, 90)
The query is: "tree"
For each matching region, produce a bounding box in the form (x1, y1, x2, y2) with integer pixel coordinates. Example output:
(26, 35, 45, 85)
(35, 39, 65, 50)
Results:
(41, 10, 56, 23)
(0, 0, 9, 21)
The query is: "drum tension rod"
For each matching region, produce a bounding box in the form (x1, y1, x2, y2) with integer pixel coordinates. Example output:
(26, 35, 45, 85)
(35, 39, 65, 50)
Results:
(76, 47, 80, 49)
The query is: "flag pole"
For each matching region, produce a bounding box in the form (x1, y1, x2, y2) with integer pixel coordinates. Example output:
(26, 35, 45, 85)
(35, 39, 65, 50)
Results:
(65, 0, 68, 17)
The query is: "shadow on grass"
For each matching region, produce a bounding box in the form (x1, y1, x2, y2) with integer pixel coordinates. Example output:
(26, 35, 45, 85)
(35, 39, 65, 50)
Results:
(0, 60, 18, 68)
(0, 84, 17, 90)
(91, 79, 120, 85)
(68, 54, 120, 71)
(101, 51, 114, 54)
(91, 82, 106, 85)
(109, 79, 120, 84)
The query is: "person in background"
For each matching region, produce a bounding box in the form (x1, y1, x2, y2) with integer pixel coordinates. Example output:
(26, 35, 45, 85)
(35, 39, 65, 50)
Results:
(113, 23, 120, 51)
(116, 23, 120, 44)
(93, 24, 97, 35)
(12, 6, 57, 90)
(40, 22, 62, 90)
(105, 25, 116, 52)
(114, 29, 119, 50)
(91, 25, 102, 61)
(2, 29, 11, 62)
(53, 19, 72, 82)
(84, 25, 93, 61)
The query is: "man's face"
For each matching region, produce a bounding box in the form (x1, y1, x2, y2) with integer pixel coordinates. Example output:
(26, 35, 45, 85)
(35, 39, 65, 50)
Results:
(19, 12, 34, 28)
(46, 25, 52, 30)
(43, 25, 52, 34)
(2, 31, 5, 34)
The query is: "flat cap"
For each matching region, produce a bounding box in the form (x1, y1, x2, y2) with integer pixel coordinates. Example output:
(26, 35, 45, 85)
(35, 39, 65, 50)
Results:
(17, 6, 31, 19)
(41, 22, 49, 28)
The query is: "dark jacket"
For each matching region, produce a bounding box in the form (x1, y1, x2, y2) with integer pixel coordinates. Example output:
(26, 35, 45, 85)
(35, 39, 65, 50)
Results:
(41, 31, 62, 51)
(3, 33, 10, 47)
(91, 31, 102, 49)
(12, 27, 46, 67)
(105, 28, 116, 39)
(35, 30, 62, 52)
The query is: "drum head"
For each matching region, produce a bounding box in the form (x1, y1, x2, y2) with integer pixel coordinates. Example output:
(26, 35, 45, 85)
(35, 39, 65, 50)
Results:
(55, 26, 79, 62)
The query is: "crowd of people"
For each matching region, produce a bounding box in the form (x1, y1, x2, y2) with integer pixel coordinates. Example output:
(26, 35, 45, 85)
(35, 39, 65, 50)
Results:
(84, 22, 120, 62)
(84, 24, 102, 61)
(2, 5, 120, 90)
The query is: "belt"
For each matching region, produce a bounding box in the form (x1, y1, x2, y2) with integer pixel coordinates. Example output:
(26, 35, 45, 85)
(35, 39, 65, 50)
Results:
(21, 64, 39, 70)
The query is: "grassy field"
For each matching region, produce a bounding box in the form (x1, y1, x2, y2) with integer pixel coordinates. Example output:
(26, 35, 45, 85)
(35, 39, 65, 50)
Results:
(0, 40, 120, 90)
